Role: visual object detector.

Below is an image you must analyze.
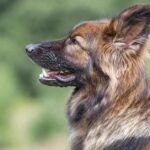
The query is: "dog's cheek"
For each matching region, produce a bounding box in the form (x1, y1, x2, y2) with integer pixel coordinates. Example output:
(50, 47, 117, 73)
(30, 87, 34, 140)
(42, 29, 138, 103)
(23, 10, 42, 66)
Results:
(64, 45, 89, 69)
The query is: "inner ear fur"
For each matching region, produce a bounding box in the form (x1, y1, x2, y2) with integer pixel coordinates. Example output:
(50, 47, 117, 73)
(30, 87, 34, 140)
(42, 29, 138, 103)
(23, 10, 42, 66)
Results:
(107, 4, 150, 45)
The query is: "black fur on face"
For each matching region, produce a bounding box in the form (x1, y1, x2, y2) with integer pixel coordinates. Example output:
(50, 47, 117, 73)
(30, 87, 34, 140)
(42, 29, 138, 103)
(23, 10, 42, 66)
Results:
(26, 39, 85, 87)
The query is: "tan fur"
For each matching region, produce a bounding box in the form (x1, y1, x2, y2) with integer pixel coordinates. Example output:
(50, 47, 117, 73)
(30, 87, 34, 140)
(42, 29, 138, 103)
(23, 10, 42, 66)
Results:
(26, 4, 150, 150)
(66, 4, 150, 150)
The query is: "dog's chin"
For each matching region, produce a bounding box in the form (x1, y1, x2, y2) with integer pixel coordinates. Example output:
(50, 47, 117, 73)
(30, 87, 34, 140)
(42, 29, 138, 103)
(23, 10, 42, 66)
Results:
(39, 69, 77, 87)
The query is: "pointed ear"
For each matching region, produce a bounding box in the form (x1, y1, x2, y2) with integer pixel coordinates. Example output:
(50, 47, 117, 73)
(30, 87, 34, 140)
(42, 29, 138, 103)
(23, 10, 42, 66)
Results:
(107, 4, 150, 49)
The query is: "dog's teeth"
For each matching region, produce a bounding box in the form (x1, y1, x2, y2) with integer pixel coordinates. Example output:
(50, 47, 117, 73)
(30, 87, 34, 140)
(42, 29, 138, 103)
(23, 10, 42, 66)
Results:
(65, 70, 69, 73)
(60, 71, 64, 74)
(39, 73, 43, 79)
(42, 69, 49, 77)
(60, 70, 69, 74)
(44, 69, 49, 72)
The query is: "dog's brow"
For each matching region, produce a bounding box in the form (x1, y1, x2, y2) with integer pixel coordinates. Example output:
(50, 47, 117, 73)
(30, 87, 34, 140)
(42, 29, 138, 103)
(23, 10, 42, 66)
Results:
(69, 33, 83, 39)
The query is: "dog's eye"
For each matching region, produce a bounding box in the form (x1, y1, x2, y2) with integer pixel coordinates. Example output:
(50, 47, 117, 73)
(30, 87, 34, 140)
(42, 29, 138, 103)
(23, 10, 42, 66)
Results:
(69, 37, 78, 45)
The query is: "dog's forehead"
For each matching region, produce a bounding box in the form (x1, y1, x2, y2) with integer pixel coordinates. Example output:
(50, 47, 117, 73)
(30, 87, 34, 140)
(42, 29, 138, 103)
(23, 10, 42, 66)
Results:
(70, 19, 110, 37)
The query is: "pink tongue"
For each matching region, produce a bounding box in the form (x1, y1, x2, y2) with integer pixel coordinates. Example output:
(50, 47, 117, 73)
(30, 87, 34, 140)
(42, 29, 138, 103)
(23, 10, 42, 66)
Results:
(46, 71, 59, 78)
(55, 74, 75, 82)
(44, 69, 75, 82)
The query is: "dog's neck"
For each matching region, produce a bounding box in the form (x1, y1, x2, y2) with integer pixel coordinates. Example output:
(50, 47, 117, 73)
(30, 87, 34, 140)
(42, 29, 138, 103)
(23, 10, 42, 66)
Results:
(112, 65, 149, 102)
(70, 62, 149, 117)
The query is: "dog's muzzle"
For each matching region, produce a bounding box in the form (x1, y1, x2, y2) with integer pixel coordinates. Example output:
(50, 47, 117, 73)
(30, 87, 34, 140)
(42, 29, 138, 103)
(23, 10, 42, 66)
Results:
(25, 42, 82, 87)
(25, 43, 42, 56)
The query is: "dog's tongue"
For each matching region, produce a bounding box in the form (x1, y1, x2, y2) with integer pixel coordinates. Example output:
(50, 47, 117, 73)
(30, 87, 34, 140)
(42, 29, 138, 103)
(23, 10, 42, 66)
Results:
(55, 74, 75, 82)
(43, 69, 58, 78)
(42, 69, 75, 82)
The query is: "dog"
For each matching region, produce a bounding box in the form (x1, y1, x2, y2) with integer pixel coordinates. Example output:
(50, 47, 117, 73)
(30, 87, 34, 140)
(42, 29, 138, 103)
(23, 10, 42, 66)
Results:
(26, 4, 150, 150)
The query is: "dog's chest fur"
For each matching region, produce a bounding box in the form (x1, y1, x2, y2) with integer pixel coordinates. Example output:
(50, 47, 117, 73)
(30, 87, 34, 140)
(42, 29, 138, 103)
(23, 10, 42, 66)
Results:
(67, 88, 150, 150)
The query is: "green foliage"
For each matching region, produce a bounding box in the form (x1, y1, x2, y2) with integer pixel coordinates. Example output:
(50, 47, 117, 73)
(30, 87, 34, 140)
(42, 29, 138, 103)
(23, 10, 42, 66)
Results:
(0, 0, 150, 149)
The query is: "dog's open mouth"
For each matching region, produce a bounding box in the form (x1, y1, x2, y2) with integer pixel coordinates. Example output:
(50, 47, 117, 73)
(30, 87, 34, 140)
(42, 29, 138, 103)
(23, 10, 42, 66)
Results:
(39, 69, 76, 84)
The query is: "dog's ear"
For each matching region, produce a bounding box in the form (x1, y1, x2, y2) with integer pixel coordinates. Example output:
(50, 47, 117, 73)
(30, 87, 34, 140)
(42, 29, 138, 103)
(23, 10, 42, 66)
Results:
(106, 4, 150, 50)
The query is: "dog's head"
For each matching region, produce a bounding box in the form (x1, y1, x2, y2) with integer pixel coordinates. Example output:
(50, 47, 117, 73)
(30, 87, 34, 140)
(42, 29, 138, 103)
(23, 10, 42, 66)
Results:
(26, 4, 150, 88)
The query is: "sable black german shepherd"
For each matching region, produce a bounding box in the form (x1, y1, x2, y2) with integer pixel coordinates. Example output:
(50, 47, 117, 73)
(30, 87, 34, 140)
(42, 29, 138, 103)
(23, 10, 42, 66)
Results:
(26, 4, 150, 150)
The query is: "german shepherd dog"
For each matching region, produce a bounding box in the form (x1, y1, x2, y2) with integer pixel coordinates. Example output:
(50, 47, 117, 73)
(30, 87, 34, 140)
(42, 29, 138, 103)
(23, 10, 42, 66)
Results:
(26, 4, 150, 150)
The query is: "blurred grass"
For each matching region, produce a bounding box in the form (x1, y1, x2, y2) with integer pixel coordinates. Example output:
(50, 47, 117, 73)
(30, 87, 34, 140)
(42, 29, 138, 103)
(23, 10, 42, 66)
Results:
(0, 0, 150, 149)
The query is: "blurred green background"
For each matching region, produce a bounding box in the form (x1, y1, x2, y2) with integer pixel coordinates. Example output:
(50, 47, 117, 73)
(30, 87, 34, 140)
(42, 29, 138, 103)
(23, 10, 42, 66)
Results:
(0, 0, 150, 150)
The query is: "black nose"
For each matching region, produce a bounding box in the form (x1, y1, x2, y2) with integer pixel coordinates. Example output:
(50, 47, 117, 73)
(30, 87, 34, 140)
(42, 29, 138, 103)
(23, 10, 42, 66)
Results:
(26, 44, 38, 53)
(26, 44, 40, 54)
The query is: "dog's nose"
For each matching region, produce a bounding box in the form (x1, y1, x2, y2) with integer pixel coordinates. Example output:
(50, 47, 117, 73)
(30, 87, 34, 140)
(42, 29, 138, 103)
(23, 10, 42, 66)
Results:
(25, 44, 39, 54)
(25, 44, 43, 57)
